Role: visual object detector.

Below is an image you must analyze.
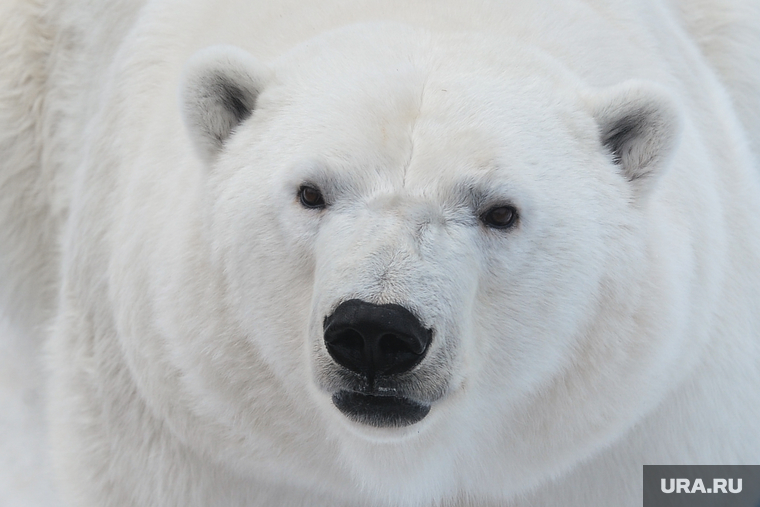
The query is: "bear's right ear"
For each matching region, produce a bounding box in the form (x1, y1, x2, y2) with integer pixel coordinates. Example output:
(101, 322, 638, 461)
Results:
(180, 45, 271, 165)
(586, 81, 682, 201)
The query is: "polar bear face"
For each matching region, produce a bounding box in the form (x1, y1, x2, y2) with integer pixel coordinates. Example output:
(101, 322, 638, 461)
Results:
(179, 24, 680, 500)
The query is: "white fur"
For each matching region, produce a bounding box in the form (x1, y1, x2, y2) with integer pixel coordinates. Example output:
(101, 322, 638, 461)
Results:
(1, 1, 759, 506)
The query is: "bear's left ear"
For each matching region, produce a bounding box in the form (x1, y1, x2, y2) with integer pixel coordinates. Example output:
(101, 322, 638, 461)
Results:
(180, 45, 271, 165)
(587, 81, 682, 199)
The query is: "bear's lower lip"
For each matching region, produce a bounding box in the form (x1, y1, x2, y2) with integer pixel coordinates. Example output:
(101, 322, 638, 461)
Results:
(332, 391, 430, 428)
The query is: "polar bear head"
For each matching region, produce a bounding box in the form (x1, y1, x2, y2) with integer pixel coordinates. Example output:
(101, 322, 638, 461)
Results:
(174, 23, 682, 503)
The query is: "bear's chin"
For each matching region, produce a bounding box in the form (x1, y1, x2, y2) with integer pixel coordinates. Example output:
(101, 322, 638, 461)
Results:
(332, 391, 431, 428)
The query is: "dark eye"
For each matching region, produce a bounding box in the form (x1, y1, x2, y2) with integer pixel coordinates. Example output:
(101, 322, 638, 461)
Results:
(298, 185, 326, 209)
(480, 205, 518, 229)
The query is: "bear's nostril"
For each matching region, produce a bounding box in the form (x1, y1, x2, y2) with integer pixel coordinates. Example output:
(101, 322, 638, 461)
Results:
(323, 299, 432, 379)
(326, 329, 366, 371)
(378, 333, 408, 355)
(333, 329, 364, 351)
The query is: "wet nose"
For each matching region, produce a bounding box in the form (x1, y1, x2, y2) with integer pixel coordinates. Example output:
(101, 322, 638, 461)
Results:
(323, 299, 432, 379)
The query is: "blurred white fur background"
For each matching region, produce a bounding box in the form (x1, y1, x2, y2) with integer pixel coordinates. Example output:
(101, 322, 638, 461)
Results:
(0, 314, 59, 506)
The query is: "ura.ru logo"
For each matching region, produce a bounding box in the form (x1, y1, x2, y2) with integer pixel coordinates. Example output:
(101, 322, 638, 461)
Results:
(661, 478, 742, 494)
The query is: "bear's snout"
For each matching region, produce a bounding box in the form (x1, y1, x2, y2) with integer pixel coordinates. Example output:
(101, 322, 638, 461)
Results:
(322, 299, 434, 427)
(323, 299, 432, 381)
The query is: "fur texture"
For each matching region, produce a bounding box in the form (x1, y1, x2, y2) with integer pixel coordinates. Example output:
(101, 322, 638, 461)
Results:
(1, 0, 759, 506)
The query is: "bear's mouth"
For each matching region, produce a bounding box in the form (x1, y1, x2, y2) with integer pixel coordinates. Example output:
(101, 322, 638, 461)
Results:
(332, 391, 431, 427)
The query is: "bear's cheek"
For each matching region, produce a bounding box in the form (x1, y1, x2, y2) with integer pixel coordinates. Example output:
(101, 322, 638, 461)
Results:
(204, 192, 319, 389)
(465, 215, 613, 402)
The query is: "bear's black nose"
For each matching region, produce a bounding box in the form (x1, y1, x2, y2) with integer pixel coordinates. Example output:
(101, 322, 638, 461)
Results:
(323, 299, 432, 380)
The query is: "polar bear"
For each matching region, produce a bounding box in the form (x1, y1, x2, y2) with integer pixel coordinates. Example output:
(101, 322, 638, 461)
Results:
(1, 0, 760, 506)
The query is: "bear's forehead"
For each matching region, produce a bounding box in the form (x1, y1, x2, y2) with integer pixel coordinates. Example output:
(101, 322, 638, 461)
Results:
(223, 23, 608, 202)
(262, 25, 596, 154)
(256, 68, 599, 190)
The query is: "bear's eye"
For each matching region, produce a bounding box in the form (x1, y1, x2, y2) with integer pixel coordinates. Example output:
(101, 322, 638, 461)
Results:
(298, 185, 326, 209)
(480, 205, 518, 229)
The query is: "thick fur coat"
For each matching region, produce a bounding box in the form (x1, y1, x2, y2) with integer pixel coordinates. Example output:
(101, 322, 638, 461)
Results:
(1, 0, 759, 506)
